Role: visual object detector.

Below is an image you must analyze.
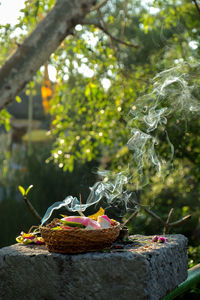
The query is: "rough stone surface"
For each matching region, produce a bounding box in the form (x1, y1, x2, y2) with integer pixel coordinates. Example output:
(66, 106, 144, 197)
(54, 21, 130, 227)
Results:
(0, 234, 188, 300)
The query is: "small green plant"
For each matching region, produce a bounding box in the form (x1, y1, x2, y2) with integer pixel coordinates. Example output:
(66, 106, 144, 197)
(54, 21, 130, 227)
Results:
(18, 185, 41, 222)
(18, 185, 33, 197)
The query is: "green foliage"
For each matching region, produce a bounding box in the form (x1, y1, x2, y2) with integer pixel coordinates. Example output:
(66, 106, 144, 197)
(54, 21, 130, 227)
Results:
(188, 246, 200, 269)
(1, 0, 199, 173)
(44, 0, 200, 175)
(0, 109, 10, 131)
(15, 96, 22, 103)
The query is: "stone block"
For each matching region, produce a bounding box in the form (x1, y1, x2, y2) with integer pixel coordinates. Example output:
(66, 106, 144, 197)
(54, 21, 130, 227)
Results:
(0, 234, 188, 300)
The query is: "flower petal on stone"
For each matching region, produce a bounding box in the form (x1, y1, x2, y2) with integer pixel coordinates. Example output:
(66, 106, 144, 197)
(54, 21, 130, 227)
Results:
(158, 237, 166, 243)
(152, 235, 159, 242)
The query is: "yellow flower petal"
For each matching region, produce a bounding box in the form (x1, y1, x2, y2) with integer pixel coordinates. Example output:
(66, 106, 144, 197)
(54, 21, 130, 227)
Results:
(22, 233, 35, 239)
(88, 207, 105, 220)
(16, 236, 24, 243)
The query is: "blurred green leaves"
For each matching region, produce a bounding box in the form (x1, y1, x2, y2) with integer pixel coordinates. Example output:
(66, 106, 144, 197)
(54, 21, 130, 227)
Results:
(0, 109, 10, 131)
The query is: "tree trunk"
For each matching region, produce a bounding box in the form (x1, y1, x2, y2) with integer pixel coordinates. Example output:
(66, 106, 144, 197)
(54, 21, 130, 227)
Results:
(0, 0, 96, 111)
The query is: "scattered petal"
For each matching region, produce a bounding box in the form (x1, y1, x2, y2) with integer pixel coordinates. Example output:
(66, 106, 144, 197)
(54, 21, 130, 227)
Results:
(158, 237, 166, 243)
(152, 235, 159, 242)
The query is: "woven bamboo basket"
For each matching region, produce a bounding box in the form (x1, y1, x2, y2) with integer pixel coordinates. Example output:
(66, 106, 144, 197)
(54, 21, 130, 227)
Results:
(39, 219, 120, 254)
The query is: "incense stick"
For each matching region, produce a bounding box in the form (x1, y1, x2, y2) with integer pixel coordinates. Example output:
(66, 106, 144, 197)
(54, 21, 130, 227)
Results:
(79, 194, 84, 216)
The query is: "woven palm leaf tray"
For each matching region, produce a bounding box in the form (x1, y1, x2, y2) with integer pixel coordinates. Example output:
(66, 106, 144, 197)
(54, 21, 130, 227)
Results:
(39, 218, 120, 254)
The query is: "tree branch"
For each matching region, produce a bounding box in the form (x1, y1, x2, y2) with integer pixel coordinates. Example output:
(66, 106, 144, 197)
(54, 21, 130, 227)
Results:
(23, 196, 42, 222)
(122, 209, 139, 228)
(141, 205, 191, 234)
(97, 8, 115, 50)
(121, 0, 127, 41)
(0, 0, 97, 111)
(168, 215, 192, 227)
(90, 0, 109, 12)
(143, 206, 166, 226)
(97, 7, 108, 30)
(163, 208, 174, 234)
(80, 19, 139, 48)
(193, 0, 200, 15)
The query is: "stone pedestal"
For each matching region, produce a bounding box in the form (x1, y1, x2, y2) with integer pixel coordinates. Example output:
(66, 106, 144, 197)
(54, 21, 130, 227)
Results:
(0, 234, 188, 300)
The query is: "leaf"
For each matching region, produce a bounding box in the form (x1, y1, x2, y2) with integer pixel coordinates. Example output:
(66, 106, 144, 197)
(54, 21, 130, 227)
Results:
(25, 89, 31, 96)
(26, 185, 33, 195)
(107, 15, 114, 24)
(51, 226, 62, 230)
(60, 220, 85, 228)
(84, 84, 91, 97)
(15, 96, 22, 103)
(18, 185, 25, 196)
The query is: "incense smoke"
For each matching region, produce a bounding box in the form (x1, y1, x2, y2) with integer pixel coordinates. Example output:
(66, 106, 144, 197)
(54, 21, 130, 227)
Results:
(127, 62, 200, 180)
(42, 62, 200, 224)
(41, 170, 133, 225)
